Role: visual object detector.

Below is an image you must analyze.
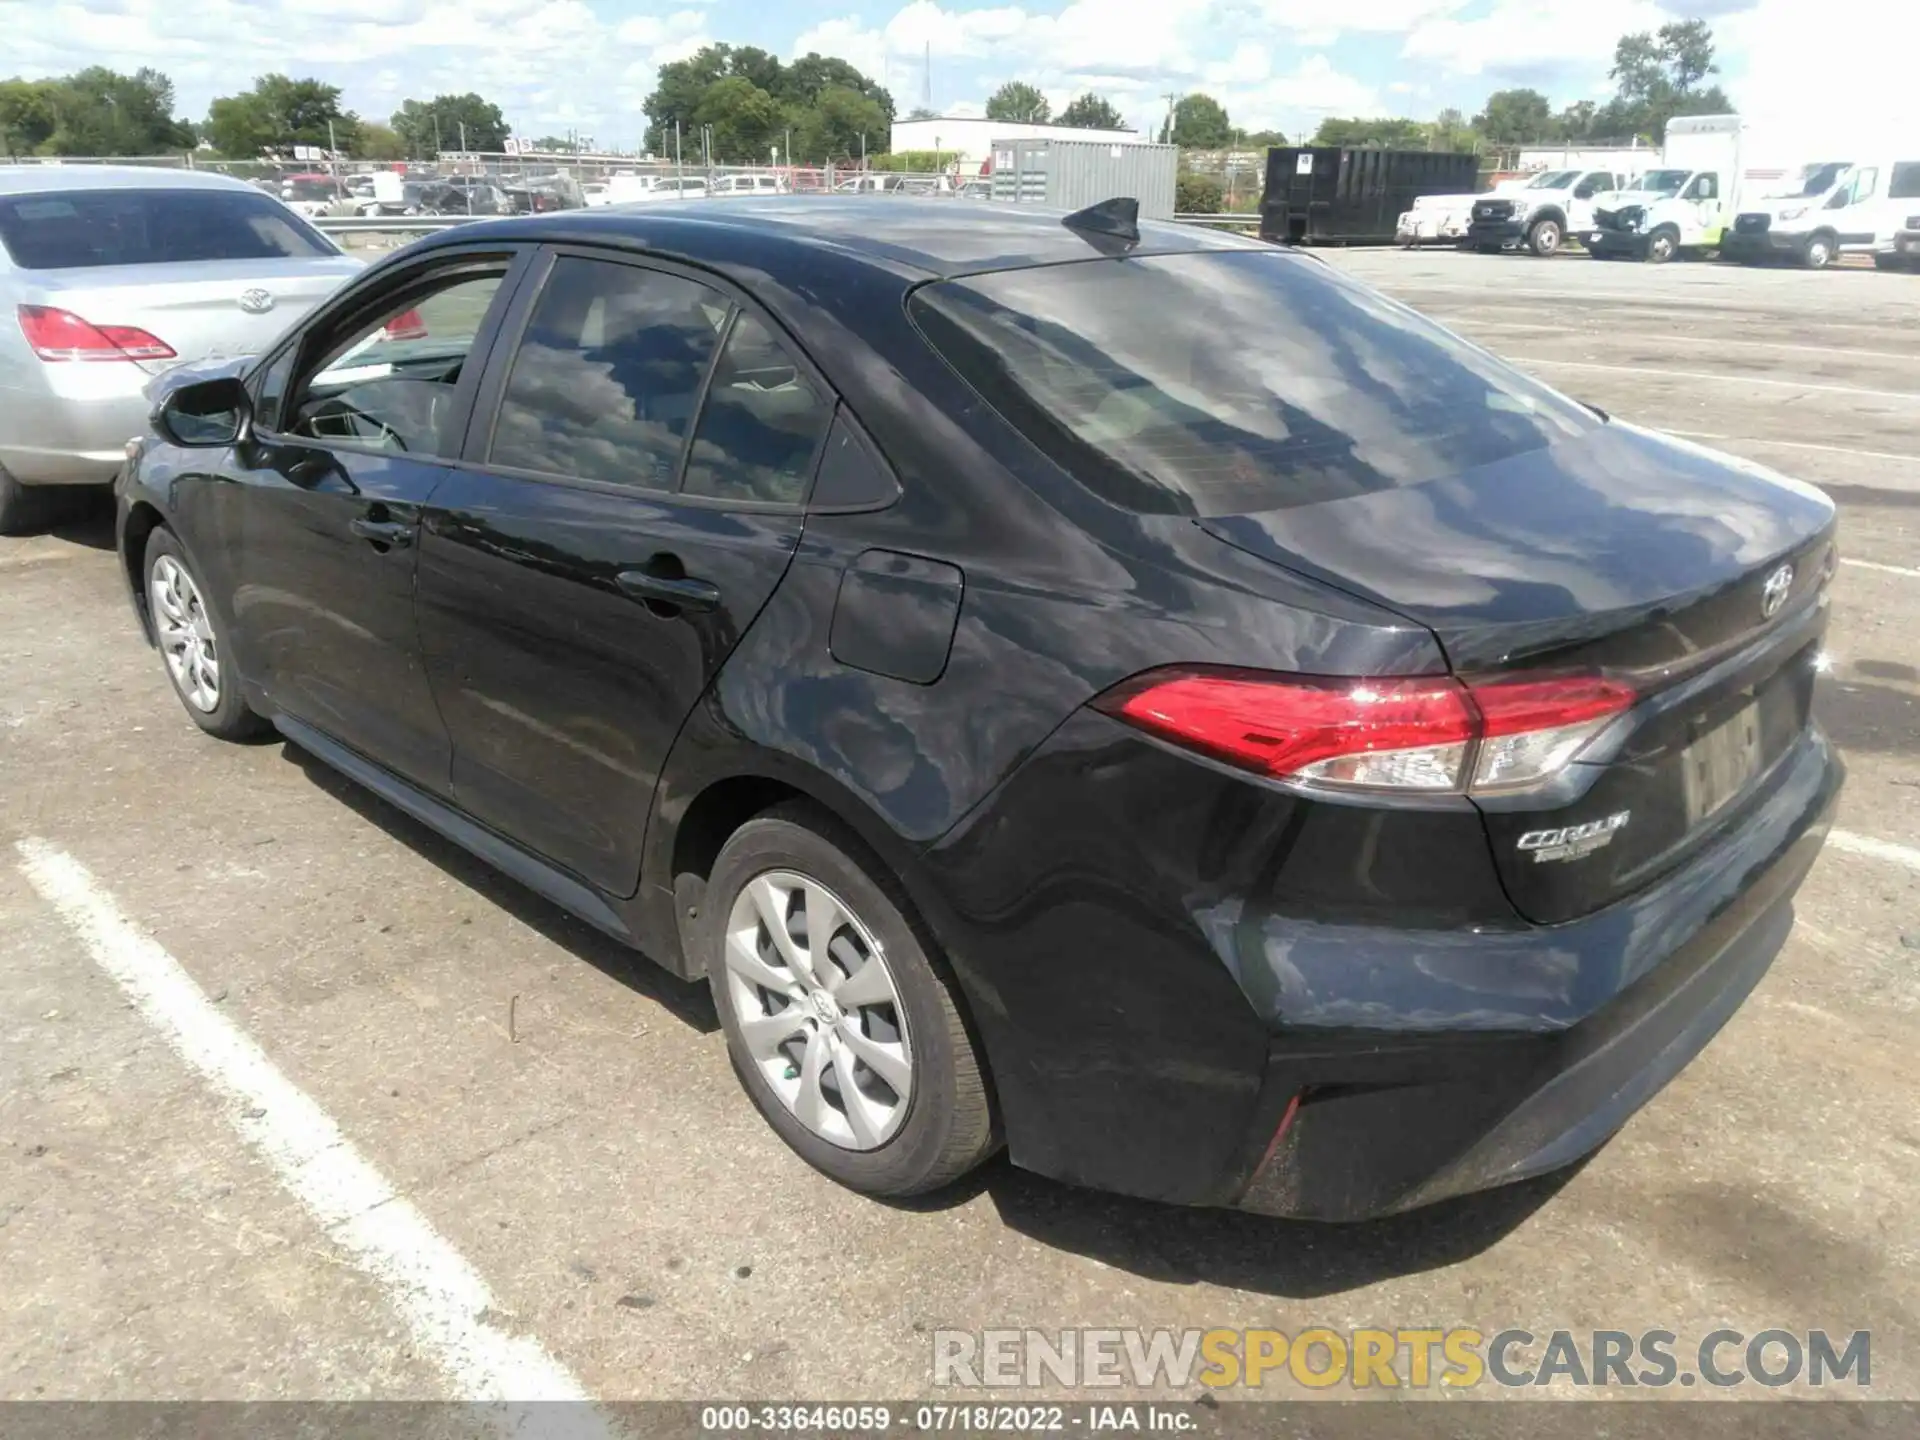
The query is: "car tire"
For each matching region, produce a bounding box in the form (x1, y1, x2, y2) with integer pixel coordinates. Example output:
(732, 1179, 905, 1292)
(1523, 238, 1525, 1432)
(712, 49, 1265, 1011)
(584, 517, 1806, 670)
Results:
(703, 803, 997, 1197)
(144, 527, 272, 742)
(0, 469, 63, 537)
(1645, 227, 1679, 264)
(1527, 218, 1562, 257)
(1802, 232, 1837, 269)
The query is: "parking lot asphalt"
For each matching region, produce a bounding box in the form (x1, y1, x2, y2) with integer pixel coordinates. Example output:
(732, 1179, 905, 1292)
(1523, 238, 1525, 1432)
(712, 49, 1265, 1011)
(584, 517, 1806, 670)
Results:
(2, 249, 1916, 1404)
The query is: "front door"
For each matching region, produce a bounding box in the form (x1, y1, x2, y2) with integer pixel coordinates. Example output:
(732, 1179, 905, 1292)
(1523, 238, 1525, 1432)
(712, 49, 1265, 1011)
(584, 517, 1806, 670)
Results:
(231, 255, 525, 792)
(415, 250, 834, 894)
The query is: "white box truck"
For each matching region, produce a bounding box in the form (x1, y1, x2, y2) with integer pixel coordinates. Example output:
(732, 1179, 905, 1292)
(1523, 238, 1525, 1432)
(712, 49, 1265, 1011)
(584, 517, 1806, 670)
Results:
(1585, 114, 1745, 263)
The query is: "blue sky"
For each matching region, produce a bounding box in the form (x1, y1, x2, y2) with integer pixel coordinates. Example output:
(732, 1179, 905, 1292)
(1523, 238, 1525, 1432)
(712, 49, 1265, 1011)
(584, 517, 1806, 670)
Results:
(1, 1, 1899, 152)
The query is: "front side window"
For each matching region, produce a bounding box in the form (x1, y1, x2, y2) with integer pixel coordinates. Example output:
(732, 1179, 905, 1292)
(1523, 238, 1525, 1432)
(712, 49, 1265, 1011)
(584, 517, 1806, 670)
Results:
(1849, 167, 1880, 205)
(1889, 162, 1920, 201)
(910, 249, 1595, 517)
(682, 314, 832, 505)
(281, 268, 504, 456)
(489, 257, 728, 489)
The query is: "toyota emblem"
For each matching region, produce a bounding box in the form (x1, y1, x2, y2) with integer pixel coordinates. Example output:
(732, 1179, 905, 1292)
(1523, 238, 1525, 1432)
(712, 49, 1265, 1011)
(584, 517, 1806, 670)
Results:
(238, 288, 274, 315)
(1761, 563, 1794, 619)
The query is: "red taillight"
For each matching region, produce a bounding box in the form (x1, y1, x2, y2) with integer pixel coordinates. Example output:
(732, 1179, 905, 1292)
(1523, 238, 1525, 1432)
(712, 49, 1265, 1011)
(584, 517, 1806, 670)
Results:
(1094, 667, 1635, 795)
(18, 305, 175, 363)
(382, 308, 428, 342)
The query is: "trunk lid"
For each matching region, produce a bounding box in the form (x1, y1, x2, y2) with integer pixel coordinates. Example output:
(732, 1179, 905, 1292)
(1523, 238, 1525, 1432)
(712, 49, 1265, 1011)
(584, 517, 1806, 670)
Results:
(1200, 422, 1836, 923)
(21, 257, 361, 375)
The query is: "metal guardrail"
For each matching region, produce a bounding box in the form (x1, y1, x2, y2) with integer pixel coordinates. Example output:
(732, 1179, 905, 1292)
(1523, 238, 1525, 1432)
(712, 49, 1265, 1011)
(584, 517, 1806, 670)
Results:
(313, 216, 478, 235)
(315, 211, 1267, 238)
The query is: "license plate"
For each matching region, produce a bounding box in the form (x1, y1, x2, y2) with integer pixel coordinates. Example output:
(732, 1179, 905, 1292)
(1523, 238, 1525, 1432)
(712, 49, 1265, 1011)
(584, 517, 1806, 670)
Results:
(1682, 702, 1762, 826)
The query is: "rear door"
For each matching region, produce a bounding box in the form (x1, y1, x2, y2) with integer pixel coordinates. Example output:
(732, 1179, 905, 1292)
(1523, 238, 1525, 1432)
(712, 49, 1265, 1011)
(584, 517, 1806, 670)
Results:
(415, 248, 833, 894)
(224, 248, 532, 792)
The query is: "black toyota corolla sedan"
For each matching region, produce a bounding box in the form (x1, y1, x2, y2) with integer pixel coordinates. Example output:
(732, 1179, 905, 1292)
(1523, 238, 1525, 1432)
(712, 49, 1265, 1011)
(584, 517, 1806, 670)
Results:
(117, 198, 1842, 1219)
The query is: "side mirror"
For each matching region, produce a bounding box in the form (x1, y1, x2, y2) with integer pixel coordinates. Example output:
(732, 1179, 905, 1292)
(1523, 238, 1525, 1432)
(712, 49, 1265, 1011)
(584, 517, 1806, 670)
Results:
(156, 375, 251, 448)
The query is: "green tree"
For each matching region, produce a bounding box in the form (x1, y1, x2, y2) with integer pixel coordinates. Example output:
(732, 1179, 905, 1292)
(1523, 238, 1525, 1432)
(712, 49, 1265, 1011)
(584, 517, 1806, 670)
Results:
(906, 106, 937, 121)
(695, 75, 782, 163)
(1601, 20, 1733, 142)
(1556, 100, 1598, 142)
(1058, 93, 1123, 130)
(354, 122, 406, 161)
(1426, 108, 1479, 154)
(40, 68, 191, 155)
(1472, 88, 1552, 145)
(1159, 93, 1231, 148)
(782, 53, 893, 120)
(390, 93, 509, 156)
(0, 78, 60, 155)
(206, 75, 358, 158)
(1311, 116, 1428, 148)
(793, 85, 889, 163)
(645, 44, 734, 150)
(986, 82, 1050, 124)
(1234, 128, 1288, 149)
(1174, 172, 1222, 212)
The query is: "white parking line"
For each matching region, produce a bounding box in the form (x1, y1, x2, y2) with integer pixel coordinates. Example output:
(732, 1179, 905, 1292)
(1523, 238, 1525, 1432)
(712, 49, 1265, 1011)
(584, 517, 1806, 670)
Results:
(1842, 558, 1920, 579)
(1444, 320, 1919, 364)
(1505, 356, 1920, 403)
(1663, 431, 1920, 467)
(1828, 830, 1920, 873)
(14, 838, 605, 1416)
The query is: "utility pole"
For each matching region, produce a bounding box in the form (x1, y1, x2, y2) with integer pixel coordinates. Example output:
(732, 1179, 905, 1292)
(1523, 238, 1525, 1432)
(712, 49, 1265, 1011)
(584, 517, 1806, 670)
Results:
(674, 119, 683, 188)
(326, 118, 340, 199)
(923, 41, 932, 113)
(458, 121, 467, 156)
(433, 113, 441, 160)
(1162, 93, 1180, 145)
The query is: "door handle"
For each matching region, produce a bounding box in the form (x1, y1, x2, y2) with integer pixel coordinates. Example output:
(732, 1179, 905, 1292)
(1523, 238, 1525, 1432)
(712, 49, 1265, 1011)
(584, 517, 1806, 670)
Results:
(350, 517, 414, 549)
(616, 566, 720, 613)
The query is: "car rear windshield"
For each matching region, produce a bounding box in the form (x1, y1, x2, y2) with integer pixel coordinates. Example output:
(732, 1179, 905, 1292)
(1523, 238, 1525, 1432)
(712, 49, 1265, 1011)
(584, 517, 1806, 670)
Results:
(908, 250, 1596, 516)
(0, 187, 335, 271)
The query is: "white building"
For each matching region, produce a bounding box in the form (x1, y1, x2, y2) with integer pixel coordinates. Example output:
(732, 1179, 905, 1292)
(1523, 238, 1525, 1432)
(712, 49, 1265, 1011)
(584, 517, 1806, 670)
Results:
(889, 117, 1146, 170)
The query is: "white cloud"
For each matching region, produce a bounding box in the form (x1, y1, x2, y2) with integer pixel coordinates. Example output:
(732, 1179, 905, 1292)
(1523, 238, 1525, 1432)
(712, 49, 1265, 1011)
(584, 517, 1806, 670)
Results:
(1717, 0, 1920, 145)
(0, 0, 710, 147)
(1401, 0, 1669, 79)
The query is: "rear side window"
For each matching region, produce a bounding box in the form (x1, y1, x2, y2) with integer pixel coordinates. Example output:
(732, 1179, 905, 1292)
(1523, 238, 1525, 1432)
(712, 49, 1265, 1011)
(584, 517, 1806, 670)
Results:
(0, 187, 334, 270)
(490, 256, 727, 489)
(909, 250, 1596, 517)
(1888, 163, 1920, 200)
(682, 314, 832, 505)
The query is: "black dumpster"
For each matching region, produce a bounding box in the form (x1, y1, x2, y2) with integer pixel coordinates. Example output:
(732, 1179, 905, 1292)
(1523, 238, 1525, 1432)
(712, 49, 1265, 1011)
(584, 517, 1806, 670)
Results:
(1260, 147, 1479, 246)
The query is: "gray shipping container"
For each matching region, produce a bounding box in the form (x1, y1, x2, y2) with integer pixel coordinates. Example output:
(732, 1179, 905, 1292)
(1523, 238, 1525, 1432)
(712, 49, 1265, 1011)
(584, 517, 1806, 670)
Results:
(987, 138, 1179, 220)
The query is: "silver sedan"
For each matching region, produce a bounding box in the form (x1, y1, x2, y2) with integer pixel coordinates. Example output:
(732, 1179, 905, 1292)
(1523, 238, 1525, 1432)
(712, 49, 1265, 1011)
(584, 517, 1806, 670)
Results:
(0, 165, 362, 533)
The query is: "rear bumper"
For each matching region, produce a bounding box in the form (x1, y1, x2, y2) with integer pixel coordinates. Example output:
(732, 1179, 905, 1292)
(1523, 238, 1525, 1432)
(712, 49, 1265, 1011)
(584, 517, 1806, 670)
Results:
(926, 715, 1842, 1219)
(0, 380, 149, 487)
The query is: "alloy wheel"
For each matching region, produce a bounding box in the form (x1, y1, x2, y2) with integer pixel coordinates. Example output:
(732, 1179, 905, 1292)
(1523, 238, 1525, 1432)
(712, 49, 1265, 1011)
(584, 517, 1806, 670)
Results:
(723, 869, 914, 1151)
(150, 554, 221, 713)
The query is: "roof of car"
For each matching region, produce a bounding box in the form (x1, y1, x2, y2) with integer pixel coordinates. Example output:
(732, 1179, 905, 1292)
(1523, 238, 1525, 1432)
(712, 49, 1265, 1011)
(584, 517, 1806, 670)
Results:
(406, 196, 1266, 280)
(0, 164, 263, 198)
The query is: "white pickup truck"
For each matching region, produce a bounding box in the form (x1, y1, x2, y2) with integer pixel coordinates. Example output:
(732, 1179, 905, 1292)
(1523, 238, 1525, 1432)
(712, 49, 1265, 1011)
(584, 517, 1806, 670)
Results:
(1463, 167, 1634, 257)
(1396, 177, 1527, 247)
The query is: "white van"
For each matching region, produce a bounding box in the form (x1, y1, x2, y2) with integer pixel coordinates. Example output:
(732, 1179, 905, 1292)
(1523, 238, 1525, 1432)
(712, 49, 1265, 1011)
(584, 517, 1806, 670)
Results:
(710, 173, 788, 196)
(1724, 159, 1920, 269)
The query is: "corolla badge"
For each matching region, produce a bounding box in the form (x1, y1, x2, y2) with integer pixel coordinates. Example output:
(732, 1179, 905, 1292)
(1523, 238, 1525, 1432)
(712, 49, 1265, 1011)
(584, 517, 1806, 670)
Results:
(1517, 811, 1631, 864)
(1761, 563, 1794, 619)
(237, 288, 274, 315)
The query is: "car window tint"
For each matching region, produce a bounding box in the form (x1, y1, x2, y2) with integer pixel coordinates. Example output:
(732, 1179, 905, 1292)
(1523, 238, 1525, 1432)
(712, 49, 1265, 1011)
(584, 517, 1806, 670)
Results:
(490, 257, 725, 489)
(910, 249, 1596, 517)
(1890, 163, 1920, 201)
(682, 314, 832, 505)
(0, 187, 335, 270)
(283, 270, 503, 456)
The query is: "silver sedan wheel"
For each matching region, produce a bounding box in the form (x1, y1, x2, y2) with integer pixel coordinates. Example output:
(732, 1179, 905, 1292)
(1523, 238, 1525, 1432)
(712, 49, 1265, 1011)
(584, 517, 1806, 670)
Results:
(150, 554, 220, 713)
(723, 869, 914, 1150)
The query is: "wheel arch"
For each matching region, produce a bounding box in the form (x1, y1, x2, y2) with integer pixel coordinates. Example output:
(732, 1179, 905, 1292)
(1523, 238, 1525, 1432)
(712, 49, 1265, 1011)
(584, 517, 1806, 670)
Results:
(120, 499, 169, 645)
(1531, 205, 1568, 229)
